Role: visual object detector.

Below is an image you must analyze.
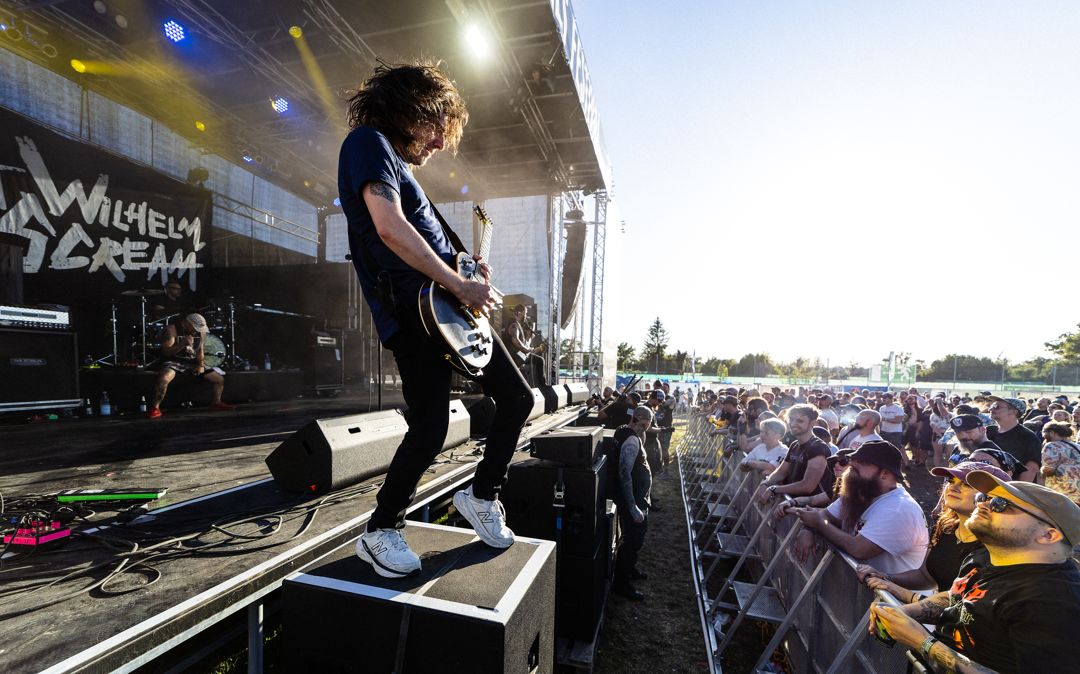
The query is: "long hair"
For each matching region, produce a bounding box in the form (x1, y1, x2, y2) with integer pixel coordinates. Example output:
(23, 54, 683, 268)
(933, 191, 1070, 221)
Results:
(930, 482, 961, 547)
(346, 60, 468, 158)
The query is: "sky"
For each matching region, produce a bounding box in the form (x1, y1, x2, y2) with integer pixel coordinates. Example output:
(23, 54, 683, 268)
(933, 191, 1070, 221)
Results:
(571, 0, 1080, 366)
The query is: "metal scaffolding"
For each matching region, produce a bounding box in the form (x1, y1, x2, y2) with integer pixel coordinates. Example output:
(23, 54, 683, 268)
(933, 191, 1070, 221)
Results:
(588, 191, 608, 390)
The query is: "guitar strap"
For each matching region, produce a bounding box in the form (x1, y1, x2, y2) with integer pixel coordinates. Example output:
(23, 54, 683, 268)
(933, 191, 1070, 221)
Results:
(426, 200, 469, 256)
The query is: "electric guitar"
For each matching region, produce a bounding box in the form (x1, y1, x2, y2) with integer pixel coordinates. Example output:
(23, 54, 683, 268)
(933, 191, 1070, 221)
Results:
(417, 205, 497, 377)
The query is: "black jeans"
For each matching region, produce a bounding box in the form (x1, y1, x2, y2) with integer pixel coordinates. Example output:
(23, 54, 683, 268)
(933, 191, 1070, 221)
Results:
(368, 315, 534, 531)
(614, 510, 648, 585)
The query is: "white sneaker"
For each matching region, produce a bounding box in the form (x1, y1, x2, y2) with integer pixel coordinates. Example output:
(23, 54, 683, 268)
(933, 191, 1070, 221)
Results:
(355, 528, 421, 578)
(453, 486, 515, 549)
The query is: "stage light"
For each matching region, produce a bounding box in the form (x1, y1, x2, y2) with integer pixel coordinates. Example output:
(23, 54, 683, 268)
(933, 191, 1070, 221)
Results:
(289, 25, 303, 39)
(460, 184, 470, 195)
(93, 1, 107, 14)
(332, 197, 341, 207)
(163, 20, 185, 43)
(194, 120, 206, 132)
(70, 59, 87, 73)
(241, 152, 254, 163)
(271, 97, 289, 114)
(465, 24, 490, 58)
(115, 14, 128, 29)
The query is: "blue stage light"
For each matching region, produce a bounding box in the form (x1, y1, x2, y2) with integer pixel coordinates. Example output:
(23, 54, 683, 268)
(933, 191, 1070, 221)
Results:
(272, 97, 289, 114)
(332, 197, 341, 207)
(241, 153, 254, 163)
(163, 20, 185, 43)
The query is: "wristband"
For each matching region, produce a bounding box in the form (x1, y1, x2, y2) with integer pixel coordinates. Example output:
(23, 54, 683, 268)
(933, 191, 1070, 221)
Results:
(919, 635, 937, 658)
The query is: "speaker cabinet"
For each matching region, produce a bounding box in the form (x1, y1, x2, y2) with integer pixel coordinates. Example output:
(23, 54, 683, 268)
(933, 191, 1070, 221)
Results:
(564, 382, 590, 405)
(0, 328, 79, 412)
(527, 387, 545, 422)
(539, 385, 567, 413)
(501, 455, 607, 558)
(460, 394, 496, 436)
(283, 522, 555, 674)
(556, 503, 615, 642)
(304, 329, 343, 394)
(530, 427, 604, 467)
(266, 401, 470, 494)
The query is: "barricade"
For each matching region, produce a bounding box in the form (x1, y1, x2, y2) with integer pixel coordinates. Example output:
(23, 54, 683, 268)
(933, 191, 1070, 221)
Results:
(674, 411, 928, 674)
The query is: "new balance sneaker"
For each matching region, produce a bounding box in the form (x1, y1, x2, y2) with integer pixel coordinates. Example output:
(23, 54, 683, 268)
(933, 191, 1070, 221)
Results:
(355, 528, 421, 578)
(453, 486, 515, 549)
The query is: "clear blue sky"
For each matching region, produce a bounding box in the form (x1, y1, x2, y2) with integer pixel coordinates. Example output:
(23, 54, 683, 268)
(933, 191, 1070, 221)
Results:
(572, 0, 1080, 366)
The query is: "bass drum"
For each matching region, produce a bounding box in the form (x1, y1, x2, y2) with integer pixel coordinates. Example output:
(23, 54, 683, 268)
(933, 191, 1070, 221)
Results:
(203, 333, 227, 369)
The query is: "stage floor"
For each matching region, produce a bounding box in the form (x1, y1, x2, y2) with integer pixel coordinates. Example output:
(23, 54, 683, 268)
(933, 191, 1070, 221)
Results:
(0, 391, 587, 673)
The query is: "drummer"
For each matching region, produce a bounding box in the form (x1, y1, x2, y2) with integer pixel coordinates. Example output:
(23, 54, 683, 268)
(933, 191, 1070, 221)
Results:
(151, 276, 191, 320)
(147, 312, 236, 419)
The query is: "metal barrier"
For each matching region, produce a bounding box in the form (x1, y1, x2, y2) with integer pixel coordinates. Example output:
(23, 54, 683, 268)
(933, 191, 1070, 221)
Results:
(674, 411, 927, 674)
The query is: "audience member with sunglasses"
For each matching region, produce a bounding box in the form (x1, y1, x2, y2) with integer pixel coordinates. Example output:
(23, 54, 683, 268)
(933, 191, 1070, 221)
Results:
(856, 461, 1011, 594)
(868, 471, 1080, 674)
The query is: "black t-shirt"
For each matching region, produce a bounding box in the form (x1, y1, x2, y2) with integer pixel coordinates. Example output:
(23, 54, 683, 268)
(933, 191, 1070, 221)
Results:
(925, 531, 984, 591)
(935, 551, 1080, 674)
(781, 437, 832, 495)
(987, 424, 1042, 469)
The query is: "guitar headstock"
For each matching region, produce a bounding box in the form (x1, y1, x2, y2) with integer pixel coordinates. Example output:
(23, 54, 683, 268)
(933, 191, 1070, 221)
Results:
(473, 204, 491, 226)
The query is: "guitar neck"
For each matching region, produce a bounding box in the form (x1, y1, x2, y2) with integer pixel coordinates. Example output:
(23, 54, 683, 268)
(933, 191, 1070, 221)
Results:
(474, 205, 492, 260)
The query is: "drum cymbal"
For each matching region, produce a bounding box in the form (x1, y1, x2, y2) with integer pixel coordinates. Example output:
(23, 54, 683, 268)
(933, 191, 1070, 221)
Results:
(121, 287, 165, 297)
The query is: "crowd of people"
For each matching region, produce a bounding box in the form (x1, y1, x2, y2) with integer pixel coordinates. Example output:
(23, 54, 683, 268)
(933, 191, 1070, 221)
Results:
(676, 384, 1080, 673)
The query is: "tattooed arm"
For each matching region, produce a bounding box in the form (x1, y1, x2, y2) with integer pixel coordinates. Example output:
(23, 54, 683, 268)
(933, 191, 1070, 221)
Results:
(362, 181, 496, 314)
(902, 591, 953, 623)
(925, 642, 999, 674)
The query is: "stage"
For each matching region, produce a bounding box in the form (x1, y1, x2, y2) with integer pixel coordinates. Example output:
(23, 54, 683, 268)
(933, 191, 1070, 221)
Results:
(0, 391, 590, 673)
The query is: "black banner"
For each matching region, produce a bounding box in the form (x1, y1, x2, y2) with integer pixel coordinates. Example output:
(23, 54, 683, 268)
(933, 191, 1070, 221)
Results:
(0, 105, 211, 292)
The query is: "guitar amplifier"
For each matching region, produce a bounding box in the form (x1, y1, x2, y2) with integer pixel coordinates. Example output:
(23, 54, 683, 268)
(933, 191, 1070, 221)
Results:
(0, 328, 80, 412)
(530, 427, 604, 466)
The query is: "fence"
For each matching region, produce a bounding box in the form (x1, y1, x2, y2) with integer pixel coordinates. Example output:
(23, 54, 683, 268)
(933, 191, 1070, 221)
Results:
(672, 411, 929, 674)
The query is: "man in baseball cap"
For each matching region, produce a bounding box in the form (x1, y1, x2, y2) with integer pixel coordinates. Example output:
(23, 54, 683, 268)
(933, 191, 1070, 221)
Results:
(986, 397, 1041, 482)
(869, 471, 1080, 672)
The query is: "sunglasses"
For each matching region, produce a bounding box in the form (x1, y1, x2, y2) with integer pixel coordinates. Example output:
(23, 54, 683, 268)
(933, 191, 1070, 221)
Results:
(835, 457, 850, 467)
(974, 492, 1060, 532)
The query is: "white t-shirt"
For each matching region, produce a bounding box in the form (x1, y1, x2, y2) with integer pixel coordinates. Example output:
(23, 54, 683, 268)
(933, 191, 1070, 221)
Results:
(847, 432, 884, 453)
(878, 404, 905, 433)
(826, 486, 928, 575)
(741, 442, 788, 467)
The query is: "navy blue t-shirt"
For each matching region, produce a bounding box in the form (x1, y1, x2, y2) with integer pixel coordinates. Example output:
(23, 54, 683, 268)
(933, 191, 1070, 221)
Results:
(337, 126, 455, 344)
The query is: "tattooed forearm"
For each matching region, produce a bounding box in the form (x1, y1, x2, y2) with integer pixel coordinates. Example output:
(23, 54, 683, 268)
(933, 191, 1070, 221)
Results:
(929, 642, 998, 673)
(911, 592, 951, 623)
(366, 181, 399, 204)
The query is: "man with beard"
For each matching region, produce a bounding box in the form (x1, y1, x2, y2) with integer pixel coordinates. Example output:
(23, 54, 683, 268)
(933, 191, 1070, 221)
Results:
(950, 414, 1001, 455)
(868, 472, 1080, 674)
(837, 410, 884, 452)
(790, 441, 928, 573)
(985, 397, 1040, 482)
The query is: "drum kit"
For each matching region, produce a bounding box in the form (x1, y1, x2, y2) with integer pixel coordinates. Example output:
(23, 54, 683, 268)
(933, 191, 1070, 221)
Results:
(91, 287, 240, 369)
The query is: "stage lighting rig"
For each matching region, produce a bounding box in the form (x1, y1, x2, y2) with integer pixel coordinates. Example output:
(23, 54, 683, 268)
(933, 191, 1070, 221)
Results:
(163, 20, 186, 43)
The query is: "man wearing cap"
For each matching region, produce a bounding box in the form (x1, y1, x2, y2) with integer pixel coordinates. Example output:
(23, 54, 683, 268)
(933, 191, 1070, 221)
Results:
(610, 405, 655, 601)
(985, 397, 1041, 482)
(878, 392, 905, 451)
(869, 473, 1080, 674)
(950, 415, 999, 454)
(790, 440, 928, 572)
(149, 313, 235, 418)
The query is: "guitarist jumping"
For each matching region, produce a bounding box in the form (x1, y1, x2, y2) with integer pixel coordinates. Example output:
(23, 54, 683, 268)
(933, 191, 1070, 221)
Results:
(339, 61, 534, 578)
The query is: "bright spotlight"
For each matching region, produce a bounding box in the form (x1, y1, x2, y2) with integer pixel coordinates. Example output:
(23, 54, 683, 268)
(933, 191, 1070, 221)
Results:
(271, 97, 289, 114)
(289, 25, 303, 39)
(332, 197, 341, 207)
(194, 120, 206, 132)
(241, 152, 254, 164)
(465, 24, 490, 58)
(163, 20, 185, 43)
(70, 59, 87, 73)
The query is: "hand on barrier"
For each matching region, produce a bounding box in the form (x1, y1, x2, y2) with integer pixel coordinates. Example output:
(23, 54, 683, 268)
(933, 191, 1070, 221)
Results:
(772, 499, 793, 519)
(755, 484, 772, 505)
(855, 563, 888, 584)
(791, 506, 827, 531)
(793, 529, 816, 564)
(865, 576, 907, 602)
(630, 505, 645, 524)
(868, 602, 931, 650)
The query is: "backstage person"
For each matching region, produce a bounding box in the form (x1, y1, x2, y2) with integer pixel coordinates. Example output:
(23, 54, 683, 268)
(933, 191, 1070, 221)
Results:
(147, 313, 235, 418)
(503, 304, 544, 386)
(609, 405, 655, 601)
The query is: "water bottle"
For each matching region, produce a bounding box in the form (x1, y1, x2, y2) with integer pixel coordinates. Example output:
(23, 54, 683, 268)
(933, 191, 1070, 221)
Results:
(138, 396, 148, 413)
(83, 398, 94, 417)
(99, 391, 112, 417)
(264, 353, 272, 371)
